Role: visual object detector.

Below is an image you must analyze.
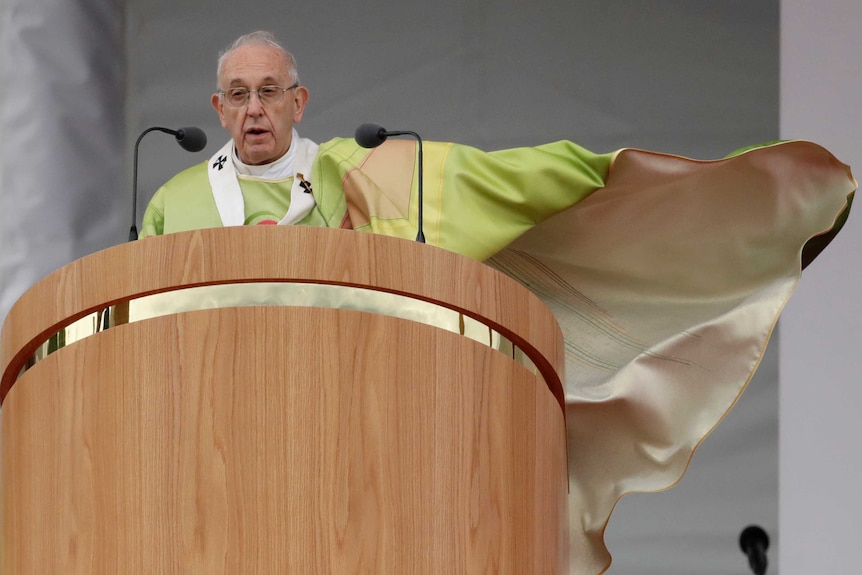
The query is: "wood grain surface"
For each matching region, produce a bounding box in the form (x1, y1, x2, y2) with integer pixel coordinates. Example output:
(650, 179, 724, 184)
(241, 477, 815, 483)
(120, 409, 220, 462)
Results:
(1, 306, 567, 574)
(1, 227, 564, 407)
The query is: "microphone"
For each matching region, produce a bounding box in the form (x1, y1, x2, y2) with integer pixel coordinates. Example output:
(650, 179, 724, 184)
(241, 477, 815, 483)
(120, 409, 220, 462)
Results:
(354, 123, 425, 243)
(173, 126, 208, 152)
(129, 126, 208, 241)
(739, 525, 770, 575)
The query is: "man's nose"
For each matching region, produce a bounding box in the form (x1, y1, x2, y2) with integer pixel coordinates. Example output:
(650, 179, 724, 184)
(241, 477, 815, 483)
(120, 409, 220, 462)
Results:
(246, 92, 264, 115)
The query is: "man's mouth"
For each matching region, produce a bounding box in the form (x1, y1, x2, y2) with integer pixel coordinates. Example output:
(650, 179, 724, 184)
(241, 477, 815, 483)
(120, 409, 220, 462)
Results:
(245, 127, 269, 138)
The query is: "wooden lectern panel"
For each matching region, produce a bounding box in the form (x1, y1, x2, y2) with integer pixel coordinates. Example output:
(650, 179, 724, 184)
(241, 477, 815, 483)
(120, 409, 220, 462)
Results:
(1, 228, 568, 573)
(1, 227, 565, 406)
(2, 306, 567, 574)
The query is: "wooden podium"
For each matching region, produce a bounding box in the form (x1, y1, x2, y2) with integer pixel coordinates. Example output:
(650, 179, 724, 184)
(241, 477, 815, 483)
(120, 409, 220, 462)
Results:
(0, 227, 568, 574)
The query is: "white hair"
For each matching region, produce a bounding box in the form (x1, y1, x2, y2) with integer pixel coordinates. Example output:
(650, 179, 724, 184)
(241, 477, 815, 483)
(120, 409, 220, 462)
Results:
(216, 31, 300, 87)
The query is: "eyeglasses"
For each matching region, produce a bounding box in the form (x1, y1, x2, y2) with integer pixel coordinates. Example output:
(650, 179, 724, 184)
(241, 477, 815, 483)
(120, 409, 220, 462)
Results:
(217, 83, 299, 108)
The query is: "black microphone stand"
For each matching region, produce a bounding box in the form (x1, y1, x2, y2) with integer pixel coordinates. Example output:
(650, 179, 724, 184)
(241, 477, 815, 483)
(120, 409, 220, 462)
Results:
(354, 123, 425, 243)
(129, 126, 207, 241)
(740, 525, 770, 575)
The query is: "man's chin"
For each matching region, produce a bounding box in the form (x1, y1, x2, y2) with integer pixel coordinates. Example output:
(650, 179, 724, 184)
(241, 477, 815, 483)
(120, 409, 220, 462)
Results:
(239, 144, 276, 166)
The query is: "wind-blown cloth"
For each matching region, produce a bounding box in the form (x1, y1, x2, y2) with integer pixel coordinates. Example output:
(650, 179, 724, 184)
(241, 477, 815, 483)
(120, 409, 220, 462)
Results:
(484, 143, 853, 573)
(143, 137, 855, 574)
(319, 138, 855, 574)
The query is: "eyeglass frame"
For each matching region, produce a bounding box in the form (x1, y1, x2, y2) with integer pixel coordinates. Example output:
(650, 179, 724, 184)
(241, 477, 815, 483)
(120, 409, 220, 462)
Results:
(216, 82, 300, 108)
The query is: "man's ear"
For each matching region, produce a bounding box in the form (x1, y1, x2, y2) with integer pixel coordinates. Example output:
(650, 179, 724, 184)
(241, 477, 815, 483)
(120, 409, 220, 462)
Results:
(292, 86, 310, 123)
(211, 92, 227, 127)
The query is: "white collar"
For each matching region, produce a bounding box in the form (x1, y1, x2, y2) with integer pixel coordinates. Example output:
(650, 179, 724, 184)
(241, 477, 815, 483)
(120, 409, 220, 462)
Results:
(232, 128, 298, 179)
(207, 129, 319, 227)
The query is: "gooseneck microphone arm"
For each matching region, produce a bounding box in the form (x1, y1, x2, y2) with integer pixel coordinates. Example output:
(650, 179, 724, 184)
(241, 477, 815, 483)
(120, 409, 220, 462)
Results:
(354, 123, 425, 243)
(129, 126, 207, 241)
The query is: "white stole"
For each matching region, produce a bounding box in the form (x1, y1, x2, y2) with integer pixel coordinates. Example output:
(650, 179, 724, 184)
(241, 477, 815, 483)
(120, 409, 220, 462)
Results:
(207, 129, 320, 226)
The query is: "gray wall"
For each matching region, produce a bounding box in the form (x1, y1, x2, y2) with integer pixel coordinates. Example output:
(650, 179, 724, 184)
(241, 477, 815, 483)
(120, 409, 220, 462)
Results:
(127, 1, 779, 215)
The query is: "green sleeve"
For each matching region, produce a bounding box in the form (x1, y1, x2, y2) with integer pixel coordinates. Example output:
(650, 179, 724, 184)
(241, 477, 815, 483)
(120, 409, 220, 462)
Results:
(313, 137, 615, 261)
(138, 185, 166, 238)
(137, 162, 224, 238)
(436, 140, 614, 259)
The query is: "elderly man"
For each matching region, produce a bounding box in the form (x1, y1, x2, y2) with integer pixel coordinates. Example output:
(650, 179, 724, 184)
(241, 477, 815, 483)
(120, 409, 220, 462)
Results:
(140, 30, 854, 575)
(141, 30, 617, 260)
(141, 31, 327, 234)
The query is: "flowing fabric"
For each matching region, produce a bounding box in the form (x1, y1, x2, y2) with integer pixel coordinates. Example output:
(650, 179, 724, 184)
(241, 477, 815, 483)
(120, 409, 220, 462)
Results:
(315, 138, 855, 574)
(487, 143, 853, 572)
(144, 137, 855, 574)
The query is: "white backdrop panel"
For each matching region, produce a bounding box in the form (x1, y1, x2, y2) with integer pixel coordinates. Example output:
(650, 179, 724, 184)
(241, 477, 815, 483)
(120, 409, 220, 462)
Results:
(780, 1, 862, 573)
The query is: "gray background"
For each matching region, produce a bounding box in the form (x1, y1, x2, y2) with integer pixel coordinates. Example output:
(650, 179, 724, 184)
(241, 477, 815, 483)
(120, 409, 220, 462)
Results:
(129, 2, 779, 201)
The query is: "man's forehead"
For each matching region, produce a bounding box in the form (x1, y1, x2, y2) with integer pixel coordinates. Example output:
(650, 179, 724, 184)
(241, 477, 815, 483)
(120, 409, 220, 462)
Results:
(219, 45, 290, 85)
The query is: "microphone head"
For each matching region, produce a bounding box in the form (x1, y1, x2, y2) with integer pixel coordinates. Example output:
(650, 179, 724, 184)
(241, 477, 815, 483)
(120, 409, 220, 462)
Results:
(739, 525, 770, 553)
(355, 123, 388, 148)
(175, 126, 208, 152)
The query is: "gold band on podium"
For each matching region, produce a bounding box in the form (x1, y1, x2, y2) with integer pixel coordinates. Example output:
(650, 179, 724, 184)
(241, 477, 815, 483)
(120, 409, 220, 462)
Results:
(20, 281, 538, 382)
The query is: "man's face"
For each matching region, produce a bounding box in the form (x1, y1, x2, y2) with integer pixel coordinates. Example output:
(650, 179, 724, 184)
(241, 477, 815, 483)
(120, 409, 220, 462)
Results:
(211, 44, 309, 165)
